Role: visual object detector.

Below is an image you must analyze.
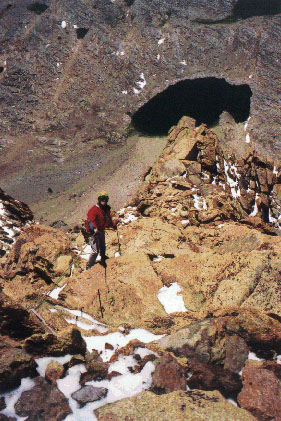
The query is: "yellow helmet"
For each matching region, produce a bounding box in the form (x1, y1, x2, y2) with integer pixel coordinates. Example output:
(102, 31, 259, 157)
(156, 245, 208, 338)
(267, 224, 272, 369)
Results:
(97, 190, 109, 200)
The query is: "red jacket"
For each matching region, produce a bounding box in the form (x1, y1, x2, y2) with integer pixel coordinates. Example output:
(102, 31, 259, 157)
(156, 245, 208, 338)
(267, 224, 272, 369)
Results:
(86, 204, 115, 232)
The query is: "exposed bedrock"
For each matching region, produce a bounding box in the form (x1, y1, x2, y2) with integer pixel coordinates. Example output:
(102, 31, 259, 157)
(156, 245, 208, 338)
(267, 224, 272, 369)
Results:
(0, 0, 280, 158)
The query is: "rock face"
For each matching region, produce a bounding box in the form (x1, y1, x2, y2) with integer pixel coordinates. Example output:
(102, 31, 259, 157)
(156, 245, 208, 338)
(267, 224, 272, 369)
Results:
(0, 338, 38, 392)
(95, 389, 257, 420)
(59, 251, 167, 328)
(238, 360, 281, 421)
(1, 0, 280, 220)
(0, 188, 33, 257)
(0, 0, 280, 155)
(14, 377, 72, 421)
(2, 224, 73, 306)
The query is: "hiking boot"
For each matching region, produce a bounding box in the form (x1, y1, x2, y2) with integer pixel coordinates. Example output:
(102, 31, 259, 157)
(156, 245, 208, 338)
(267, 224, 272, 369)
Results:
(100, 260, 107, 268)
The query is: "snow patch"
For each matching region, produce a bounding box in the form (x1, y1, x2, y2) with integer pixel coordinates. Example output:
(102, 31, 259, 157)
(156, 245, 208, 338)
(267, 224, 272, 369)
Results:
(61, 307, 108, 334)
(157, 282, 187, 314)
(158, 38, 165, 45)
(48, 283, 67, 299)
(223, 159, 241, 198)
(61, 21, 67, 28)
(248, 351, 264, 362)
(192, 194, 207, 210)
(246, 133, 251, 143)
(83, 329, 164, 362)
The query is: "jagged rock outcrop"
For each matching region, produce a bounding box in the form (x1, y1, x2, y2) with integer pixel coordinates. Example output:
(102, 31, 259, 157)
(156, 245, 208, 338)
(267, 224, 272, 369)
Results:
(0, 188, 33, 257)
(130, 117, 281, 230)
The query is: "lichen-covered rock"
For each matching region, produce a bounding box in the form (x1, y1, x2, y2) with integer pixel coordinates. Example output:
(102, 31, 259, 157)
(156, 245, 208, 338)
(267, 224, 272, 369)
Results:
(2, 224, 73, 306)
(156, 309, 281, 365)
(24, 327, 86, 357)
(14, 377, 72, 421)
(95, 389, 257, 420)
(45, 361, 65, 384)
(0, 339, 38, 393)
(59, 251, 166, 328)
(238, 360, 281, 421)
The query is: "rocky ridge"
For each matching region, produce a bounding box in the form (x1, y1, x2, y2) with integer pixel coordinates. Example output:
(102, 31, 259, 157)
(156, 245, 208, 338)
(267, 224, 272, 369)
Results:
(0, 117, 280, 419)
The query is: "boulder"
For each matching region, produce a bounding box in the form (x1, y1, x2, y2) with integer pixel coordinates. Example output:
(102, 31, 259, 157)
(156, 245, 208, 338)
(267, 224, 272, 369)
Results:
(0, 338, 38, 393)
(24, 327, 86, 357)
(187, 360, 242, 397)
(156, 309, 281, 365)
(95, 390, 257, 420)
(80, 351, 108, 384)
(14, 377, 72, 421)
(238, 360, 281, 421)
(45, 361, 65, 384)
(71, 385, 108, 406)
(151, 353, 187, 394)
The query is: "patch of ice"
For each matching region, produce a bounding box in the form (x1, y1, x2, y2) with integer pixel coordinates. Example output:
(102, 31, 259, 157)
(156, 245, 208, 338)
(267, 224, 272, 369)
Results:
(273, 166, 278, 175)
(181, 220, 190, 225)
(0, 202, 6, 216)
(0, 377, 35, 419)
(248, 351, 264, 362)
(227, 398, 238, 407)
(62, 308, 108, 334)
(133, 87, 141, 95)
(158, 38, 165, 45)
(246, 133, 251, 143)
(61, 21, 67, 28)
(249, 194, 259, 217)
(121, 90, 128, 95)
(244, 117, 251, 131)
(35, 355, 72, 377)
(48, 283, 67, 299)
(157, 282, 187, 314)
(70, 264, 74, 277)
(83, 329, 164, 362)
(223, 159, 241, 198)
(115, 251, 120, 257)
(121, 212, 138, 224)
(136, 73, 146, 90)
(218, 224, 224, 228)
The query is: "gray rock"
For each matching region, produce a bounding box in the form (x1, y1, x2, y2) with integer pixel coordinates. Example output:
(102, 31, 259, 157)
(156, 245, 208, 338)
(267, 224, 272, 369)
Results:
(71, 385, 108, 406)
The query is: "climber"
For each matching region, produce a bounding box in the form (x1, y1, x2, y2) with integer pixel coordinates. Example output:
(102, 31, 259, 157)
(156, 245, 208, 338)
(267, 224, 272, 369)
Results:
(86, 191, 117, 270)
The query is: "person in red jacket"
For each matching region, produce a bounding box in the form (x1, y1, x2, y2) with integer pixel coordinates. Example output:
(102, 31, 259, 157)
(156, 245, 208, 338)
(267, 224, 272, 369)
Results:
(86, 191, 116, 269)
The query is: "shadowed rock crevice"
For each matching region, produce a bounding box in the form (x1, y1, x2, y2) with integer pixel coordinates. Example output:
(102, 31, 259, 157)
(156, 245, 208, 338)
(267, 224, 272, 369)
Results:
(131, 78, 252, 135)
(195, 0, 281, 24)
(76, 28, 89, 39)
(27, 2, 49, 15)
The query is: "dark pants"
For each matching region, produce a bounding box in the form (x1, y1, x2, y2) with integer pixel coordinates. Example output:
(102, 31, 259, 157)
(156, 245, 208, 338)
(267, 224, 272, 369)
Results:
(87, 231, 106, 269)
